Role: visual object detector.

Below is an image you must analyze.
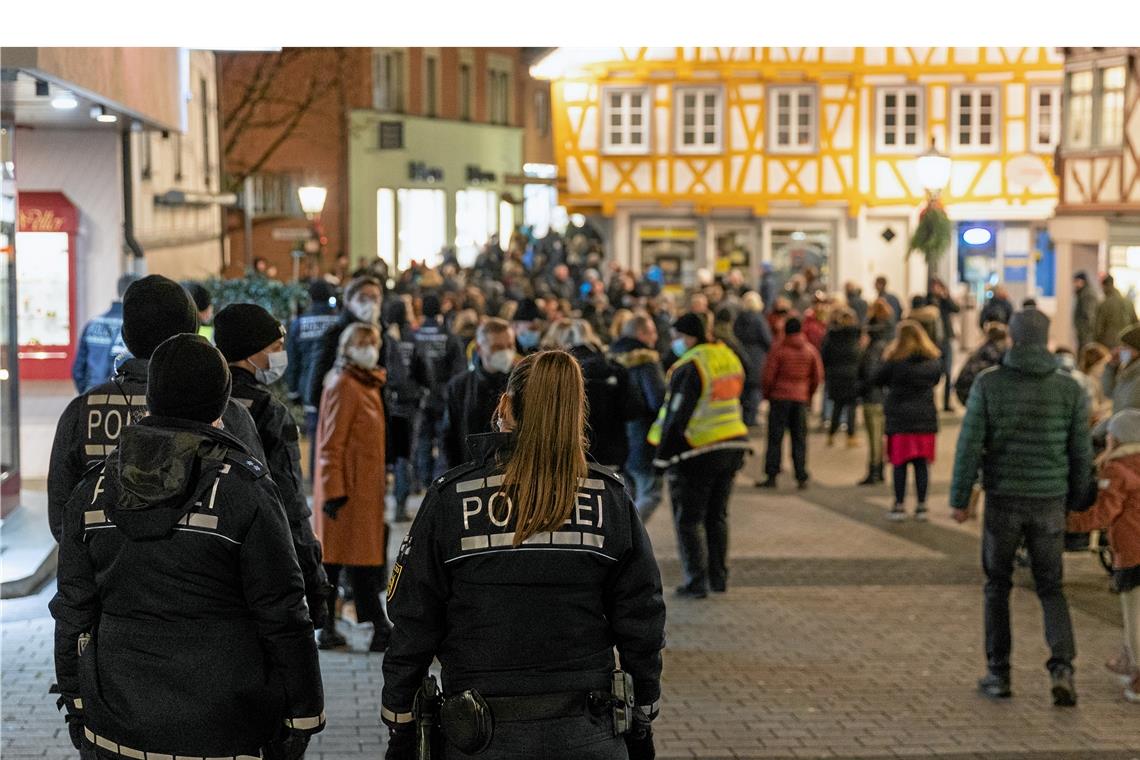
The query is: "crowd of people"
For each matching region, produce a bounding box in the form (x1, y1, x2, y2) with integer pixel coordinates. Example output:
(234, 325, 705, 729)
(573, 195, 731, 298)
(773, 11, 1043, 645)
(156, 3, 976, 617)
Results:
(47, 231, 1140, 760)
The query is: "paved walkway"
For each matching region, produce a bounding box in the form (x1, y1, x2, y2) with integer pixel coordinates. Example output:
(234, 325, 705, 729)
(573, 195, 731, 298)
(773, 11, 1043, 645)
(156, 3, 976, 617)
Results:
(3, 415, 1138, 759)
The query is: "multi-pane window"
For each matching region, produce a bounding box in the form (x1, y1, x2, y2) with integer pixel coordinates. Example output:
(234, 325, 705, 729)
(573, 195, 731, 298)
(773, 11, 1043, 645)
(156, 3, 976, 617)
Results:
(1066, 70, 1094, 149)
(459, 63, 472, 121)
(602, 87, 651, 154)
(675, 87, 722, 153)
(1101, 65, 1127, 147)
(534, 89, 550, 137)
(952, 87, 999, 151)
(1030, 86, 1062, 152)
(768, 86, 816, 152)
(373, 49, 405, 112)
(876, 87, 923, 152)
(424, 56, 439, 117)
(489, 69, 510, 125)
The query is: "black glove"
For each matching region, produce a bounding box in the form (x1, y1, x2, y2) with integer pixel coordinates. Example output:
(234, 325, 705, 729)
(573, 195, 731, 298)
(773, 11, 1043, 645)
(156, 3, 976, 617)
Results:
(384, 725, 416, 760)
(624, 711, 655, 760)
(66, 715, 86, 751)
(264, 728, 311, 760)
(306, 583, 332, 630)
(323, 496, 348, 519)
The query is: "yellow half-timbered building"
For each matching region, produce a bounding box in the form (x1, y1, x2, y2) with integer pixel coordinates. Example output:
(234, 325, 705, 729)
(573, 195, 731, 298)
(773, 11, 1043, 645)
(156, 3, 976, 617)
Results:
(533, 47, 1064, 309)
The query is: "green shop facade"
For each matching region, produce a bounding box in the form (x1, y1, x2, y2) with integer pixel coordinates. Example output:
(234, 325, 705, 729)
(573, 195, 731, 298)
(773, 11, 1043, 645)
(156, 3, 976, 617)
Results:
(349, 111, 525, 271)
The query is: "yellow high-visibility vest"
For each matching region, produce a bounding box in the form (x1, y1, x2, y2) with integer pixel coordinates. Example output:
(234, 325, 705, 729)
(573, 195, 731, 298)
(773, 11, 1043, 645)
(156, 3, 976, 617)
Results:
(647, 341, 747, 449)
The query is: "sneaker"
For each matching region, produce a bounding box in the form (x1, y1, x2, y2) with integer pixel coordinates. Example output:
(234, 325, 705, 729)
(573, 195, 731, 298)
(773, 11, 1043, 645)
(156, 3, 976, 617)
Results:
(886, 505, 907, 522)
(914, 504, 929, 522)
(674, 585, 708, 599)
(1050, 667, 1077, 707)
(318, 627, 348, 650)
(756, 477, 778, 489)
(1106, 648, 1136, 685)
(1125, 674, 1140, 703)
(977, 673, 1012, 699)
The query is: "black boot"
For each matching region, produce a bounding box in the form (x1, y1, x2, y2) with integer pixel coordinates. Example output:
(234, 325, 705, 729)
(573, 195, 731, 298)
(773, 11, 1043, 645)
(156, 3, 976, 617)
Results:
(756, 476, 777, 489)
(318, 590, 347, 650)
(873, 463, 884, 483)
(857, 465, 877, 486)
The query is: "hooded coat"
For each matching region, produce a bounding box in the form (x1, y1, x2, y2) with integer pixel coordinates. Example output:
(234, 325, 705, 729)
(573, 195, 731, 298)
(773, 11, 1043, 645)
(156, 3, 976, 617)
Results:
(875, 354, 942, 435)
(950, 345, 1092, 509)
(568, 344, 632, 468)
(1067, 446, 1140, 589)
(50, 417, 324, 757)
(821, 325, 862, 403)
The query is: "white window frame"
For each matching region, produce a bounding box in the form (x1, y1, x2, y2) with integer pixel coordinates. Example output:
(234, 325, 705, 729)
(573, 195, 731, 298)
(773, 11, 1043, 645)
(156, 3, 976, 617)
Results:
(767, 86, 817, 154)
(674, 86, 723, 154)
(372, 48, 406, 113)
(950, 86, 1000, 154)
(1065, 66, 1095, 151)
(602, 86, 652, 156)
(875, 86, 924, 154)
(487, 56, 512, 125)
(1099, 62, 1128, 149)
(1029, 86, 1062, 153)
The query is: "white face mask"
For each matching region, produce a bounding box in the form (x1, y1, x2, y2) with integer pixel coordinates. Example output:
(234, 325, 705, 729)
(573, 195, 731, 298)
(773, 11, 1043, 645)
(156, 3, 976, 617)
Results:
(350, 297, 380, 324)
(346, 345, 380, 370)
(255, 350, 288, 385)
(486, 348, 516, 375)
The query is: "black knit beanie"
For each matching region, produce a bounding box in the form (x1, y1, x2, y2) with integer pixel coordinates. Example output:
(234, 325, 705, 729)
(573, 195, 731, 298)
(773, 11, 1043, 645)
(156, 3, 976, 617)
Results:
(213, 303, 286, 363)
(182, 282, 212, 313)
(121, 275, 199, 359)
(785, 317, 803, 335)
(673, 312, 708, 341)
(147, 334, 231, 424)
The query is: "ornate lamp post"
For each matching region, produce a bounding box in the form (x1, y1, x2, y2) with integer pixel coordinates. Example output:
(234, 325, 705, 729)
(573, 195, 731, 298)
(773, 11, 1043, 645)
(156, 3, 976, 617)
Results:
(295, 185, 327, 283)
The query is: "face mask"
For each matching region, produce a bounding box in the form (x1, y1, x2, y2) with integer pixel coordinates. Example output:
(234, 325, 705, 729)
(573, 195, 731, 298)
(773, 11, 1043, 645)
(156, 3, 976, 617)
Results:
(350, 297, 380, 324)
(672, 338, 690, 357)
(346, 345, 380, 370)
(517, 330, 539, 350)
(255, 350, 288, 385)
(1121, 349, 1133, 366)
(486, 348, 516, 374)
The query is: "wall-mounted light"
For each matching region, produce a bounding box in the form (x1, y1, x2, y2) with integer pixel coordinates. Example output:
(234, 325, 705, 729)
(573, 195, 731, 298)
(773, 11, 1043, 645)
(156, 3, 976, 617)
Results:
(90, 106, 117, 123)
(297, 185, 327, 217)
(51, 93, 78, 110)
(916, 138, 952, 194)
(962, 227, 992, 246)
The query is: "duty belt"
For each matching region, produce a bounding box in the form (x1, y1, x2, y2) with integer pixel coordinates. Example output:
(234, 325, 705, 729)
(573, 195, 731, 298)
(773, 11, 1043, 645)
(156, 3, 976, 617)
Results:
(481, 690, 605, 723)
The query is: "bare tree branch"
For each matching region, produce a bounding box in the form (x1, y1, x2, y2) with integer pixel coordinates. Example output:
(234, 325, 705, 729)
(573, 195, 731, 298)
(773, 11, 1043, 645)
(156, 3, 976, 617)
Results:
(223, 49, 303, 159)
(228, 73, 327, 190)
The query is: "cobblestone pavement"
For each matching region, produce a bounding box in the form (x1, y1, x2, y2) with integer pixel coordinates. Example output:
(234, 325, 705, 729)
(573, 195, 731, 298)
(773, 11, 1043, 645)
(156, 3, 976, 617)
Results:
(4, 415, 1139, 759)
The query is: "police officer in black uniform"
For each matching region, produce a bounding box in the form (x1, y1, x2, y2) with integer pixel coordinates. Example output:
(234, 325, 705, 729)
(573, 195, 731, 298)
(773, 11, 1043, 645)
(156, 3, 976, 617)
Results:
(47, 275, 265, 543)
(285, 279, 341, 479)
(382, 350, 665, 760)
(51, 333, 325, 760)
(411, 293, 466, 484)
(214, 303, 330, 630)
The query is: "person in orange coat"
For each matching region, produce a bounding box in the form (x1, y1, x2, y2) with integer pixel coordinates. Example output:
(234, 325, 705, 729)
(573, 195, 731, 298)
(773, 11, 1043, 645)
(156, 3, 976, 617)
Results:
(314, 322, 392, 653)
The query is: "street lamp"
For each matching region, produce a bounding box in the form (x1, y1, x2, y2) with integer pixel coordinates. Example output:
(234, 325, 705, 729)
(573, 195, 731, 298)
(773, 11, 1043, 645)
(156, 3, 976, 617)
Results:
(916, 138, 952, 198)
(295, 185, 327, 286)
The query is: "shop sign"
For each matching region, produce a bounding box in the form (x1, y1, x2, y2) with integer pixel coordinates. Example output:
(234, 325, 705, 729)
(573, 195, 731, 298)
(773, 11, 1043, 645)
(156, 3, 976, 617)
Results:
(466, 165, 497, 184)
(408, 162, 444, 183)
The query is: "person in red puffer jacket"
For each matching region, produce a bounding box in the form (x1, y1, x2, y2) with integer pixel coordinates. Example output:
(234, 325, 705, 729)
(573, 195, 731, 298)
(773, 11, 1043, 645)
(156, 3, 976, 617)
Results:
(1067, 408, 1140, 704)
(758, 317, 823, 489)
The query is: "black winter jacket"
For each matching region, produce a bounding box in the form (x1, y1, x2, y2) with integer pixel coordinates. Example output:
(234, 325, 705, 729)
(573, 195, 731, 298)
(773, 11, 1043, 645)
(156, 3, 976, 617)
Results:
(821, 325, 862, 403)
(875, 355, 943, 435)
(50, 418, 324, 757)
(733, 310, 773, 389)
(568, 345, 632, 468)
(285, 307, 340, 410)
(229, 367, 328, 628)
(442, 357, 511, 469)
(412, 318, 467, 414)
(381, 433, 665, 723)
(47, 358, 266, 543)
(857, 322, 891, 405)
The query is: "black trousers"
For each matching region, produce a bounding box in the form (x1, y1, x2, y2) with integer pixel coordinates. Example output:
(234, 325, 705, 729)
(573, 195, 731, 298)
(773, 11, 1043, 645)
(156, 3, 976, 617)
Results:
(764, 400, 808, 481)
(981, 496, 1076, 676)
(325, 563, 389, 628)
(668, 449, 744, 593)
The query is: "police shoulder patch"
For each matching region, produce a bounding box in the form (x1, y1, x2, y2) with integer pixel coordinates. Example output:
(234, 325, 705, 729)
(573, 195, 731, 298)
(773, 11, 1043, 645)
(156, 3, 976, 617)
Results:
(587, 462, 624, 487)
(225, 451, 268, 479)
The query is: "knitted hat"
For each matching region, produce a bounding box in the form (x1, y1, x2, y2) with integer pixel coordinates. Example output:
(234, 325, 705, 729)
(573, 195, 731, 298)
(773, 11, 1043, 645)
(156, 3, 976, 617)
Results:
(514, 298, 541, 322)
(784, 317, 803, 335)
(147, 334, 231, 424)
(121, 275, 199, 359)
(1108, 409, 1140, 445)
(1120, 323, 1140, 352)
(1074, 271, 1089, 284)
(673, 312, 707, 341)
(308, 279, 336, 305)
(1009, 309, 1050, 347)
(421, 293, 442, 318)
(213, 304, 286, 362)
(182, 282, 212, 313)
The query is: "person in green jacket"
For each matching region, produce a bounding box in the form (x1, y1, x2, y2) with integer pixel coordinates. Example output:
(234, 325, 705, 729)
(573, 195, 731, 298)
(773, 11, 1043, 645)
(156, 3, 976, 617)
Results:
(1072, 272, 1100, 350)
(1094, 274, 1137, 349)
(950, 308, 1092, 708)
